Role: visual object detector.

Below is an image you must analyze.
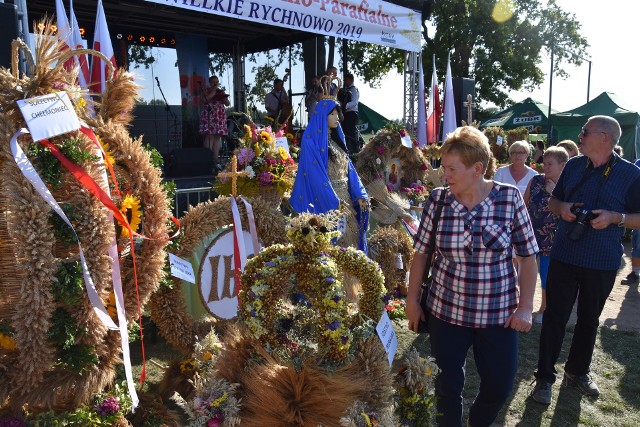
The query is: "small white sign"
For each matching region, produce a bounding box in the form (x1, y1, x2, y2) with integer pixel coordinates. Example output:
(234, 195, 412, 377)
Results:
(496, 135, 504, 146)
(401, 134, 413, 148)
(169, 253, 196, 284)
(17, 91, 81, 141)
(376, 310, 398, 366)
(275, 137, 290, 154)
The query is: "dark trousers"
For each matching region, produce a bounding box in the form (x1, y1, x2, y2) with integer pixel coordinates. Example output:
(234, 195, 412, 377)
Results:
(429, 314, 518, 427)
(341, 111, 360, 155)
(536, 259, 616, 382)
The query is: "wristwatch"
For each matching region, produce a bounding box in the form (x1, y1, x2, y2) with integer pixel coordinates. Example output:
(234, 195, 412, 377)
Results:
(618, 213, 626, 227)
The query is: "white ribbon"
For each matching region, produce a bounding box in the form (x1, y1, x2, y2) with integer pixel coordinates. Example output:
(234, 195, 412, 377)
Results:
(238, 195, 261, 255)
(230, 197, 248, 270)
(90, 129, 138, 409)
(11, 128, 138, 409)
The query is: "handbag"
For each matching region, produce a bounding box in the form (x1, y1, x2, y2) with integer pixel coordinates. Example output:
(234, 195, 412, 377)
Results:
(418, 188, 447, 333)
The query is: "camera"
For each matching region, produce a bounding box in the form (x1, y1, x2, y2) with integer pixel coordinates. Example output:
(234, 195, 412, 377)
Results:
(568, 205, 596, 241)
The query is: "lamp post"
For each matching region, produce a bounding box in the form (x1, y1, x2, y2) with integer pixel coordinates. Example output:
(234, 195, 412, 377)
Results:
(547, 44, 592, 144)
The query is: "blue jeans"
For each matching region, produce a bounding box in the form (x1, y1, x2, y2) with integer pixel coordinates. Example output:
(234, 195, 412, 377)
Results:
(429, 314, 518, 427)
(632, 229, 640, 258)
(539, 255, 550, 289)
(536, 259, 616, 382)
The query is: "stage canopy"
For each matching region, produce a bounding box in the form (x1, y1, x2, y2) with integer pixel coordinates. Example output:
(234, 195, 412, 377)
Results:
(551, 92, 640, 161)
(26, 0, 422, 54)
(480, 97, 556, 135)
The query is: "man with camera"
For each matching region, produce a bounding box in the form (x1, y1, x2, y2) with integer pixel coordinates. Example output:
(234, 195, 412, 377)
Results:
(531, 115, 640, 404)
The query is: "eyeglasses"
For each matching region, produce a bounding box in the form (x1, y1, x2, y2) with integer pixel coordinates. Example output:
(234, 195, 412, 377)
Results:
(580, 128, 607, 137)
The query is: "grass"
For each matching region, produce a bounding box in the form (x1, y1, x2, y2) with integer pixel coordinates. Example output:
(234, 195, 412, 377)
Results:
(130, 319, 640, 426)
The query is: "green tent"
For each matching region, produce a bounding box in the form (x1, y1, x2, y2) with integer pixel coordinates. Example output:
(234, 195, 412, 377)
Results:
(357, 102, 389, 134)
(481, 97, 556, 134)
(551, 92, 640, 161)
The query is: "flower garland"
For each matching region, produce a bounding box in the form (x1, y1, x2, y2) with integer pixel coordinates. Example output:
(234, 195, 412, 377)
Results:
(394, 348, 440, 426)
(238, 212, 386, 363)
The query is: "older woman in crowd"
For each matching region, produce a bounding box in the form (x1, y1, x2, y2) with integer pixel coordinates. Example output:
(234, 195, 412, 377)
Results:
(556, 139, 580, 158)
(493, 140, 539, 194)
(407, 126, 538, 427)
(524, 146, 569, 323)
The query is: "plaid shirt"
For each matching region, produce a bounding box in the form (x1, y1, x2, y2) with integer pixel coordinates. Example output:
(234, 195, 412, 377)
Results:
(414, 184, 538, 328)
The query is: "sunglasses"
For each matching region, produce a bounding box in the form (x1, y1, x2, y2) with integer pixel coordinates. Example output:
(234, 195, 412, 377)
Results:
(580, 128, 606, 137)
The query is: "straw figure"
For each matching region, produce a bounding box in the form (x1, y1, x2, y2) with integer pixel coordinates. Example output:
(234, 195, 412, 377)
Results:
(0, 23, 170, 413)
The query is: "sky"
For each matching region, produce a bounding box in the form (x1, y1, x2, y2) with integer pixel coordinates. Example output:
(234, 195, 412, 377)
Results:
(133, 0, 640, 122)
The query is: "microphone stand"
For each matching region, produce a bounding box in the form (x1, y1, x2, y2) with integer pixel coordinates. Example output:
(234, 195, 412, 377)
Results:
(155, 77, 177, 148)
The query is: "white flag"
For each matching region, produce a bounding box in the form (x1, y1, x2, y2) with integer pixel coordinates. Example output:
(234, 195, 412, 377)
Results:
(442, 52, 457, 140)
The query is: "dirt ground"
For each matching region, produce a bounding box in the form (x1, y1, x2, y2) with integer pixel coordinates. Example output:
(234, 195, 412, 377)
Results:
(531, 240, 640, 332)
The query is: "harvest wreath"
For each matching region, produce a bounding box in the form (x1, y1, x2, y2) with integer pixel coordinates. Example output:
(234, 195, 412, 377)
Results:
(0, 23, 171, 415)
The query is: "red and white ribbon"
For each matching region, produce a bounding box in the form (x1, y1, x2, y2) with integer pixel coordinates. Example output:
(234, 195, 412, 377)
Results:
(11, 128, 139, 409)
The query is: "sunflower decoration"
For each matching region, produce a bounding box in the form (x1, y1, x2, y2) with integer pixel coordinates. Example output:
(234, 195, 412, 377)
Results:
(96, 134, 115, 167)
(118, 194, 142, 238)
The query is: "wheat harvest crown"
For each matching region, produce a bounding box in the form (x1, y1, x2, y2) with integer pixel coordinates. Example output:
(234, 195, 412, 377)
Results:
(320, 74, 342, 100)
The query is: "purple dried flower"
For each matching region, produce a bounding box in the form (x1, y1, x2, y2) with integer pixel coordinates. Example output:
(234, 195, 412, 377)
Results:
(95, 396, 120, 416)
(327, 320, 341, 331)
(325, 277, 335, 283)
(332, 295, 341, 303)
(249, 291, 256, 298)
(376, 146, 385, 155)
(258, 171, 273, 185)
(207, 414, 224, 427)
(265, 261, 276, 267)
(341, 336, 349, 344)
(251, 309, 257, 317)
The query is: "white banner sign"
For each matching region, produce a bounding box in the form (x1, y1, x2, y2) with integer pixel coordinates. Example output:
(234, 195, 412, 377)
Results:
(144, 0, 421, 52)
(376, 310, 398, 366)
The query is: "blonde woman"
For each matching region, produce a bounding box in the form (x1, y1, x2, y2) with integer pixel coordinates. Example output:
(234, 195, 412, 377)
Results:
(493, 140, 538, 195)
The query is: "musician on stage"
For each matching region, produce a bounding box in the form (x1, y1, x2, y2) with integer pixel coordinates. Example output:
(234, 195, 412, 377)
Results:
(199, 75, 230, 168)
(265, 78, 290, 125)
(339, 73, 361, 155)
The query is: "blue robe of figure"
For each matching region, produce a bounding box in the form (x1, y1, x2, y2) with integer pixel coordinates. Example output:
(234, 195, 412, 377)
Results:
(290, 99, 369, 253)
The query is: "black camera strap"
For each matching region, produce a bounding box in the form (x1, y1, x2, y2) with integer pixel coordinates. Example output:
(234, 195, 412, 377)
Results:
(566, 155, 616, 205)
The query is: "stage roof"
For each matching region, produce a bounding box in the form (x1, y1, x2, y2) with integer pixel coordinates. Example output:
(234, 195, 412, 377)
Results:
(26, 0, 425, 54)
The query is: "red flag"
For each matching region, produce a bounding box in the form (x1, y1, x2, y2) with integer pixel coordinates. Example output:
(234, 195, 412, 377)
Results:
(426, 57, 441, 144)
(90, 0, 117, 94)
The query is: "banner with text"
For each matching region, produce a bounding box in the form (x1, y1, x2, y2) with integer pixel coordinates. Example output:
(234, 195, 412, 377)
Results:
(145, 0, 421, 52)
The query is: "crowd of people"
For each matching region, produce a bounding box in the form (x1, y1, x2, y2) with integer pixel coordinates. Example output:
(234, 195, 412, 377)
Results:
(407, 115, 640, 426)
(199, 67, 637, 425)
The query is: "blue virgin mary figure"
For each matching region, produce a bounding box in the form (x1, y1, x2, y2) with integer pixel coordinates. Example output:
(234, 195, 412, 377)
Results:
(290, 99, 370, 253)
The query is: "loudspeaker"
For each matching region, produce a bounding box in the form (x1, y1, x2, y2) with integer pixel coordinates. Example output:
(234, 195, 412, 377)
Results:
(166, 148, 214, 177)
(452, 77, 476, 126)
(0, 4, 19, 70)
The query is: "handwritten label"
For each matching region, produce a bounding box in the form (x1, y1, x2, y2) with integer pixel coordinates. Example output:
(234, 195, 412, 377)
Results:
(169, 253, 196, 284)
(496, 135, 504, 146)
(376, 310, 398, 366)
(275, 137, 290, 154)
(17, 92, 81, 141)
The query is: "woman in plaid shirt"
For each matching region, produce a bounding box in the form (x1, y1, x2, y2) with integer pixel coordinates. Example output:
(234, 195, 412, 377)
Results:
(407, 126, 538, 427)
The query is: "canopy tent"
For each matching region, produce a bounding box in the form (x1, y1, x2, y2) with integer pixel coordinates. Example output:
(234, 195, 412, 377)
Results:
(358, 102, 390, 134)
(551, 92, 640, 161)
(480, 97, 556, 135)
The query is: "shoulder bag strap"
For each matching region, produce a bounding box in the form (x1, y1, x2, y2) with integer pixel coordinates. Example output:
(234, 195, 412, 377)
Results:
(422, 187, 447, 284)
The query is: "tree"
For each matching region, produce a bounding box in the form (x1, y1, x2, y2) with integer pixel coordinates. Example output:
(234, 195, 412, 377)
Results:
(348, 0, 588, 108)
